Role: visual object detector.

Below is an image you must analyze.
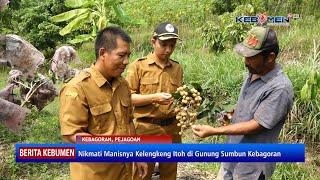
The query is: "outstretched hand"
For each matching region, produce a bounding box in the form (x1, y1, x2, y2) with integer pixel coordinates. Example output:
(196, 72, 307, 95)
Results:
(192, 124, 214, 138)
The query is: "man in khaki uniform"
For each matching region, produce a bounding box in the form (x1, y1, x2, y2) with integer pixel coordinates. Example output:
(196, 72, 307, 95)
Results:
(59, 27, 147, 180)
(126, 22, 183, 180)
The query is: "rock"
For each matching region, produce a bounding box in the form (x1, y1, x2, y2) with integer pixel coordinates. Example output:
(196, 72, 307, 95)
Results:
(51, 46, 80, 82)
(0, 35, 9, 67)
(0, 84, 15, 102)
(0, 34, 45, 78)
(0, 0, 9, 11)
(0, 98, 30, 132)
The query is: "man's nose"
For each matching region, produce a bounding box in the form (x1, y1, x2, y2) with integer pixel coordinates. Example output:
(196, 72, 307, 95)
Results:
(165, 46, 173, 53)
(123, 56, 129, 65)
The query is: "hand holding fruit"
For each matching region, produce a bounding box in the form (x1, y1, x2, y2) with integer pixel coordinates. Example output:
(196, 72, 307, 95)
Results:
(154, 92, 173, 105)
(191, 124, 214, 138)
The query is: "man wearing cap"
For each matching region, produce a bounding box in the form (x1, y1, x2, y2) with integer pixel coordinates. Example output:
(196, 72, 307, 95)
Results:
(126, 22, 183, 180)
(59, 27, 147, 180)
(192, 26, 294, 180)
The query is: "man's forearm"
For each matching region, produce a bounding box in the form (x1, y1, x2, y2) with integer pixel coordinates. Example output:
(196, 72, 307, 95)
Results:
(210, 119, 264, 135)
(131, 94, 157, 106)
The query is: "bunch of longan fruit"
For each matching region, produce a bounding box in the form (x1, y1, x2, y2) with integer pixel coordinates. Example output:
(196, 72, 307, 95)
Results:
(174, 85, 202, 135)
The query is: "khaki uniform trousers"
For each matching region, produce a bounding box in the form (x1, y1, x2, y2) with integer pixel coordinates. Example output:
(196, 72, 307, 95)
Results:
(70, 162, 133, 180)
(133, 119, 181, 180)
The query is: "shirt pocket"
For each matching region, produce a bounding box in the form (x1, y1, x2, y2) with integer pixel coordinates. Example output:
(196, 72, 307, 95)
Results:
(140, 77, 159, 94)
(120, 98, 131, 123)
(89, 103, 115, 133)
(169, 77, 180, 93)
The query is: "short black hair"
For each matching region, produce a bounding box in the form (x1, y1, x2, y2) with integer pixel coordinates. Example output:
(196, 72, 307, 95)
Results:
(261, 44, 279, 58)
(95, 27, 132, 59)
(261, 29, 279, 57)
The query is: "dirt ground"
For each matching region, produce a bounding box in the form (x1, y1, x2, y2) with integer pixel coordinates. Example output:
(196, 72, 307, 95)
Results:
(150, 163, 217, 180)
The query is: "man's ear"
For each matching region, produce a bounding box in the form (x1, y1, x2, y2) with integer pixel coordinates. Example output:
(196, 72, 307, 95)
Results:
(99, 48, 107, 58)
(151, 38, 156, 46)
(267, 52, 276, 63)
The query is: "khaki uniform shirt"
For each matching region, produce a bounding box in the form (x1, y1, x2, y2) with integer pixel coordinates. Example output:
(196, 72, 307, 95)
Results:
(126, 53, 183, 180)
(59, 65, 133, 180)
(126, 53, 183, 120)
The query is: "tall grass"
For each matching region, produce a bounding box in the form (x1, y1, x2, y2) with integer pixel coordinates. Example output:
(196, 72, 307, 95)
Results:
(273, 163, 319, 180)
(279, 39, 320, 143)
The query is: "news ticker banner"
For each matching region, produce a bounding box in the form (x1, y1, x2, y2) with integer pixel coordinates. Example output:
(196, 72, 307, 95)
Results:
(16, 143, 305, 162)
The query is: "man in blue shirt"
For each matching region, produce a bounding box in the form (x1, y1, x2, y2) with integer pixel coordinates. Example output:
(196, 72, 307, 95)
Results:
(192, 26, 294, 180)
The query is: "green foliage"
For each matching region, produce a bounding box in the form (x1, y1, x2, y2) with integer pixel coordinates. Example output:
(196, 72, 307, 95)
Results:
(0, 100, 68, 178)
(300, 70, 320, 100)
(201, 0, 319, 52)
(201, 4, 254, 52)
(300, 41, 320, 101)
(0, 0, 71, 58)
(208, 0, 272, 15)
(209, 0, 238, 15)
(223, 0, 318, 17)
(191, 80, 235, 123)
(124, 0, 319, 31)
(281, 99, 320, 143)
(273, 162, 320, 180)
(265, 0, 319, 17)
(124, 0, 211, 28)
(51, 0, 143, 44)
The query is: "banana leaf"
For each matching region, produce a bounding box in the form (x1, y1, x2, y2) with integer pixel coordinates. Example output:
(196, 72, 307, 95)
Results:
(59, 12, 90, 36)
(51, 8, 89, 22)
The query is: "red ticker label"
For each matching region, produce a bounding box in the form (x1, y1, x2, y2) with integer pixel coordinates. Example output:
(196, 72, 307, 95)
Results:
(19, 147, 76, 159)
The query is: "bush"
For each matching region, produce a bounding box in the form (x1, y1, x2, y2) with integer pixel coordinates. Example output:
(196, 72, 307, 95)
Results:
(0, 0, 73, 58)
(201, 4, 254, 52)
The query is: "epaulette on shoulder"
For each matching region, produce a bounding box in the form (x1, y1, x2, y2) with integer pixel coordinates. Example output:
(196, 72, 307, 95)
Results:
(69, 70, 90, 84)
(79, 70, 91, 80)
(170, 59, 179, 64)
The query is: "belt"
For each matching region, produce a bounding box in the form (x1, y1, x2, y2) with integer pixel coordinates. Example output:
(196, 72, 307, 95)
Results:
(137, 117, 176, 126)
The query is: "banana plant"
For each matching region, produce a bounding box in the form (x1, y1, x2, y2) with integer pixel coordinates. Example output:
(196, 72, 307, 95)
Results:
(51, 0, 142, 44)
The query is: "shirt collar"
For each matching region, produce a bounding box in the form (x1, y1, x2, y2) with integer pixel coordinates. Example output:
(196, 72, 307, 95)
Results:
(260, 63, 282, 83)
(88, 64, 121, 89)
(247, 63, 282, 84)
(146, 53, 172, 68)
